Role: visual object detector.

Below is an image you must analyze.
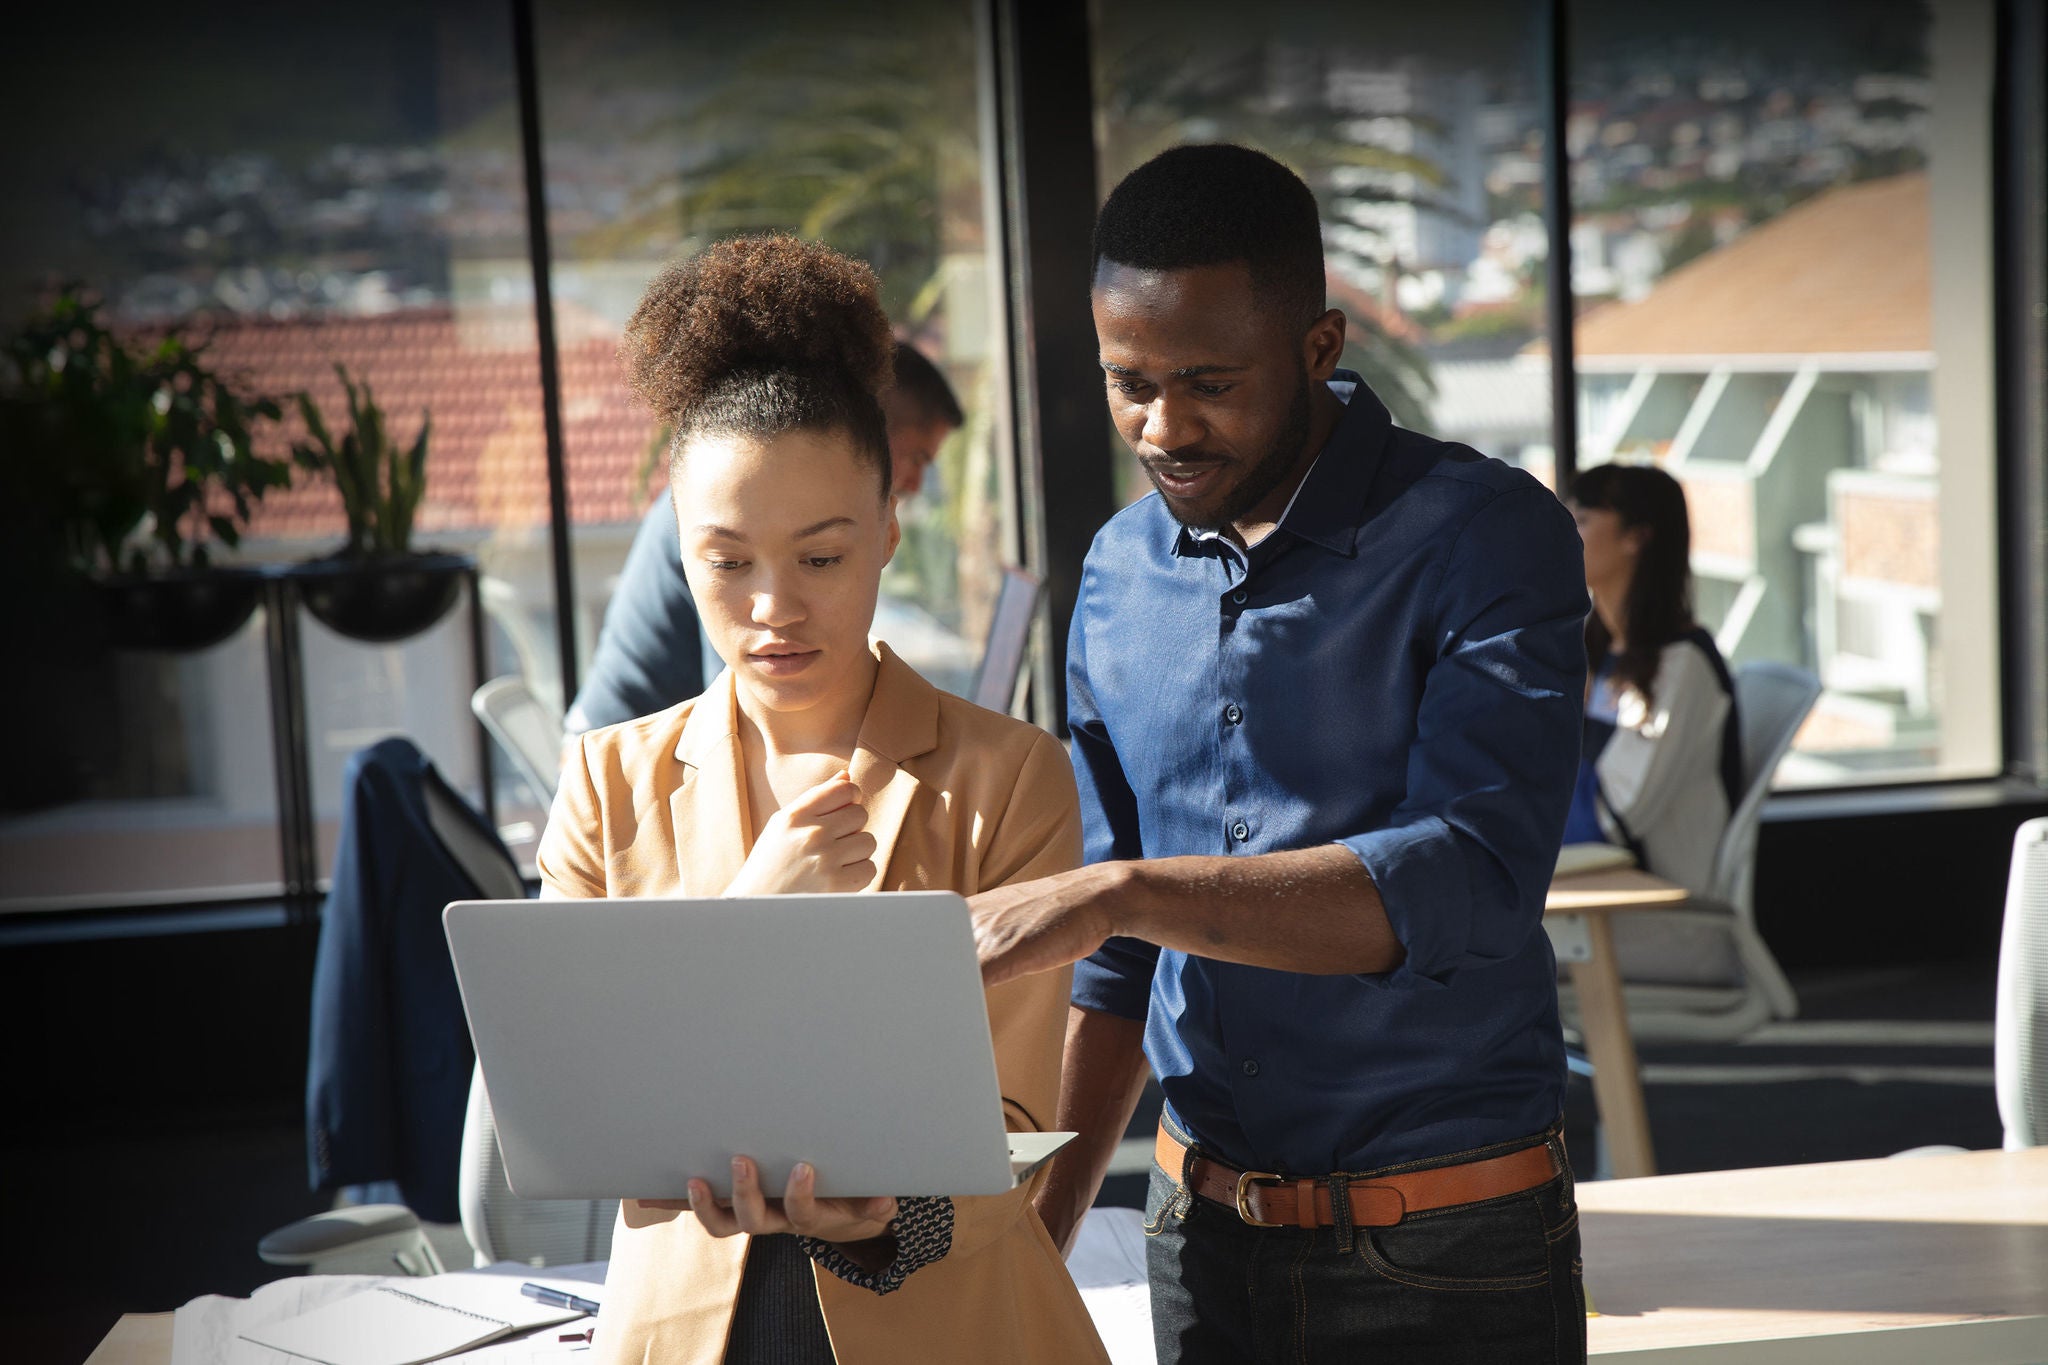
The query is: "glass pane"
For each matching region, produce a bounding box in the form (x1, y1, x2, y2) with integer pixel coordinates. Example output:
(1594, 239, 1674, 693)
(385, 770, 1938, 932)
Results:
(1091, 0, 1556, 499)
(534, 0, 1012, 720)
(1568, 0, 2000, 785)
(0, 1, 554, 907)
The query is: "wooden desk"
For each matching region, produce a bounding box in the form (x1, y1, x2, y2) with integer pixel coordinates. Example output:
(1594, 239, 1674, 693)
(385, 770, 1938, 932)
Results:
(1546, 867, 1691, 1181)
(83, 1312, 171, 1365)
(1582, 1148, 2048, 1361)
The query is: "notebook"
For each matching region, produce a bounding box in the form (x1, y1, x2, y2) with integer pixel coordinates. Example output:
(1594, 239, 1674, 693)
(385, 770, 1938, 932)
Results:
(236, 1274, 589, 1365)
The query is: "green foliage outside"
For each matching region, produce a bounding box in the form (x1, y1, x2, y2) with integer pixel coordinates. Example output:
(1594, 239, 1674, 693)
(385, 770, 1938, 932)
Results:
(0, 287, 286, 576)
(291, 364, 432, 559)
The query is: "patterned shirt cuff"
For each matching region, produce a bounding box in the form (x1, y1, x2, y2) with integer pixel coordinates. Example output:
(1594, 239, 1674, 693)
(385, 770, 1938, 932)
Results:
(798, 1196, 954, 1295)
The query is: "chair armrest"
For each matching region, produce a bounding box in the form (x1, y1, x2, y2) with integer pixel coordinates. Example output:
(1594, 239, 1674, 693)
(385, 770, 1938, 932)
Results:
(258, 1204, 427, 1268)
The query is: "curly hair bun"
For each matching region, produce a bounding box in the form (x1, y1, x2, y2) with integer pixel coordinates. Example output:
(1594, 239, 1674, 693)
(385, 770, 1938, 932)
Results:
(621, 235, 894, 427)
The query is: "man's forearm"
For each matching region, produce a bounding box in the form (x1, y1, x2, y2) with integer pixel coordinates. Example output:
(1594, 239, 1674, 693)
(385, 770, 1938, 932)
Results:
(1113, 844, 1403, 975)
(1032, 1005, 1151, 1256)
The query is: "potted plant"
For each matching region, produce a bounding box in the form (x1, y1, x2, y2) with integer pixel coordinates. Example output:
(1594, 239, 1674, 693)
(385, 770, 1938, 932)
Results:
(287, 365, 468, 643)
(1, 287, 288, 652)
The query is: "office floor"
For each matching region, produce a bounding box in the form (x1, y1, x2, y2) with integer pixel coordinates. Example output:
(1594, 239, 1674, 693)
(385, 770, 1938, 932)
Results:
(15, 961, 2003, 1365)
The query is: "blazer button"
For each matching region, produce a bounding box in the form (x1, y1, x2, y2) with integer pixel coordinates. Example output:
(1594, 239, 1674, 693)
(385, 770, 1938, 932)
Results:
(1231, 819, 1250, 842)
(1230, 589, 1248, 605)
(1224, 703, 1243, 725)
(1242, 1059, 1260, 1077)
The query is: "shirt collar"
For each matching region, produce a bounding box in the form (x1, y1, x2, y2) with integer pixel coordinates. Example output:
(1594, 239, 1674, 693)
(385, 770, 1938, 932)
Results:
(1169, 370, 1392, 560)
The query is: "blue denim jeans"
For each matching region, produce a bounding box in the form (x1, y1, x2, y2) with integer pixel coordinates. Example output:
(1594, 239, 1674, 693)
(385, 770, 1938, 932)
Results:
(1144, 1126, 1586, 1364)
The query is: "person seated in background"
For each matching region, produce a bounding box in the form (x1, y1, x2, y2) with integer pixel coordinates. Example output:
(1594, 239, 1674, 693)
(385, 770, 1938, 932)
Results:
(564, 339, 964, 736)
(1561, 461, 1743, 895)
(537, 235, 1109, 1365)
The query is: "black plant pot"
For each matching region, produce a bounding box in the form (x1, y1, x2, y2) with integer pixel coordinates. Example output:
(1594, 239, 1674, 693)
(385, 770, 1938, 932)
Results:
(96, 566, 265, 653)
(289, 552, 471, 644)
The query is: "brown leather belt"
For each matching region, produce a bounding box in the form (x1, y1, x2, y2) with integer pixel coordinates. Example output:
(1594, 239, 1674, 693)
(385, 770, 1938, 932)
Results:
(1155, 1124, 1560, 1230)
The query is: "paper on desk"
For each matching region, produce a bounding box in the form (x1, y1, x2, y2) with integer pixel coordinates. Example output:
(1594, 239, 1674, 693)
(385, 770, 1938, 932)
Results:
(1066, 1207, 1153, 1365)
(174, 1275, 384, 1365)
(177, 1273, 595, 1365)
(240, 1273, 590, 1365)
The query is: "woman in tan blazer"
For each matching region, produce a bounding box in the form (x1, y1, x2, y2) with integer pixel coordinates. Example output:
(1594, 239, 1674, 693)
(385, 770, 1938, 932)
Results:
(536, 235, 1109, 1365)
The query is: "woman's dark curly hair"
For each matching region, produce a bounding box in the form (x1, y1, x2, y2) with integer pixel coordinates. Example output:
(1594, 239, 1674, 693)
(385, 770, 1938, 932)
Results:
(620, 235, 896, 497)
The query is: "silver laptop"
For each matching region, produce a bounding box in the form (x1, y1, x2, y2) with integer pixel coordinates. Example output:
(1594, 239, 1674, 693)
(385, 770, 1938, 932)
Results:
(444, 893, 1075, 1200)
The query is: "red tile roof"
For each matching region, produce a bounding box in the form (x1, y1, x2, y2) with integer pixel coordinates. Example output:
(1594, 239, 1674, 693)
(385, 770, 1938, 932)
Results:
(187, 305, 659, 544)
(1534, 172, 1932, 363)
(1584, 172, 1930, 359)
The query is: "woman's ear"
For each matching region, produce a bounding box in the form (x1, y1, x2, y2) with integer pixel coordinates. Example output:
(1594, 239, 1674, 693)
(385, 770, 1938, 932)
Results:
(1624, 524, 1652, 558)
(883, 500, 901, 567)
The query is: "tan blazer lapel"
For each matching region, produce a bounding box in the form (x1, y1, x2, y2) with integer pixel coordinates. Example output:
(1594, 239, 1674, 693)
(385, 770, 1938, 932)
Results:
(846, 644, 941, 892)
(671, 668, 751, 898)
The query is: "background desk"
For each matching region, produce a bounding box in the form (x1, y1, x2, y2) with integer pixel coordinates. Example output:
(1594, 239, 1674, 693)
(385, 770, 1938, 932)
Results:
(1582, 1147, 2048, 1362)
(84, 1314, 169, 1365)
(1547, 866, 1690, 1180)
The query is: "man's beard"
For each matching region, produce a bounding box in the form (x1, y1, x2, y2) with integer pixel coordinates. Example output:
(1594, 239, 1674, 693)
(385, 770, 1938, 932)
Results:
(1154, 368, 1315, 533)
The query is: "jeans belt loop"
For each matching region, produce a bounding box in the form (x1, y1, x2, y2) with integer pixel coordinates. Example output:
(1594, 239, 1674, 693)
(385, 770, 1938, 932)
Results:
(1328, 1172, 1356, 1253)
(1174, 1132, 1201, 1224)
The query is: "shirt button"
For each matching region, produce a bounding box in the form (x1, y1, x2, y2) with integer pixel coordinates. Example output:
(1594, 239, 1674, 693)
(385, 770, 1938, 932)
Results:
(1231, 819, 1250, 842)
(1230, 589, 1248, 605)
(1242, 1059, 1260, 1077)
(1224, 703, 1243, 725)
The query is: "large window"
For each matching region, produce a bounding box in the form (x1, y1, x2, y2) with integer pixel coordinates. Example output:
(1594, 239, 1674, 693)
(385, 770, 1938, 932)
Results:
(1567, 0, 2000, 785)
(0, 1, 554, 906)
(0, 1, 2025, 920)
(533, 0, 1016, 704)
(1090, 0, 1555, 500)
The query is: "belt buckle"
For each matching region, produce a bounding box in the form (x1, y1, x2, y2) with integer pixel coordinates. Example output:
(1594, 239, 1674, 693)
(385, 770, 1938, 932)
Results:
(1233, 1169, 1285, 1228)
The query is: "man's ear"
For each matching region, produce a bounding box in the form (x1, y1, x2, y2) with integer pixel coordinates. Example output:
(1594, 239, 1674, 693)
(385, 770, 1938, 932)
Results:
(1304, 307, 1348, 381)
(884, 501, 902, 566)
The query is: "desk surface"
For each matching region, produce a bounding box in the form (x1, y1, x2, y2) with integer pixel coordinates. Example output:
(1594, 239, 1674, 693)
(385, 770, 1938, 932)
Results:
(92, 1153, 2046, 1365)
(83, 1311, 171, 1365)
(1582, 1148, 2048, 1361)
(1548, 866, 1691, 913)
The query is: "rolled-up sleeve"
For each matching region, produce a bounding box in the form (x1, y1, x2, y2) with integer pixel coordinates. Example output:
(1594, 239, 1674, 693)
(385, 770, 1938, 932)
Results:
(1340, 484, 1588, 987)
(1065, 563, 1161, 1021)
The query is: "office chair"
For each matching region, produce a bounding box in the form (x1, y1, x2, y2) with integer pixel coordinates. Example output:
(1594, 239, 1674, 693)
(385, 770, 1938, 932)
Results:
(1563, 661, 1819, 1044)
(472, 675, 565, 810)
(1996, 817, 2048, 1149)
(262, 776, 615, 1275)
(970, 566, 1043, 716)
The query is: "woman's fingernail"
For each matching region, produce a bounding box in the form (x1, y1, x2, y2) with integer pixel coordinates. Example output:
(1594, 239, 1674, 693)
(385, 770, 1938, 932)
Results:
(732, 1156, 747, 1177)
(793, 1162, 812, 1181)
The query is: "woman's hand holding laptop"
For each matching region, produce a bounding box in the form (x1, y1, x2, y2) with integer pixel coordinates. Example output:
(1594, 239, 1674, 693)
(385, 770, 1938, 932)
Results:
(722, 770, 877, 896)
(637, 1157, 901, 1268)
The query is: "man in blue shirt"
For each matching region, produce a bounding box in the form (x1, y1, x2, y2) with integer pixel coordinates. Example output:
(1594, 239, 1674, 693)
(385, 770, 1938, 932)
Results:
(971, 146, 1590, 1361)
(565, 342, 964, 733)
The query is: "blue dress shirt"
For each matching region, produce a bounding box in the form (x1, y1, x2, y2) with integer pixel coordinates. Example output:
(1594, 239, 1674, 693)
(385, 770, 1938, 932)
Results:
(1068, 374, 1590, 1176)
(566, 497, 706, 734)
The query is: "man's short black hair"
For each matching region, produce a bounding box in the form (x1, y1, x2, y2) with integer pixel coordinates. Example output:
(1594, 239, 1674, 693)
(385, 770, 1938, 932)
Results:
(889, 340, 965, 428)
(1093, 144, 1327, 328)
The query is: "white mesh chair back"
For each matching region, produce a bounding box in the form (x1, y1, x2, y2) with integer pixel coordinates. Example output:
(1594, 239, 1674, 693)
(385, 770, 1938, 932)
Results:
(1996, 817, 2048, 1149)
(970, 566, 1044, 715)
(472, 676, 565, 810)
(1709, 663, 1821, 912)
(459, 1068, 618, 1267)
